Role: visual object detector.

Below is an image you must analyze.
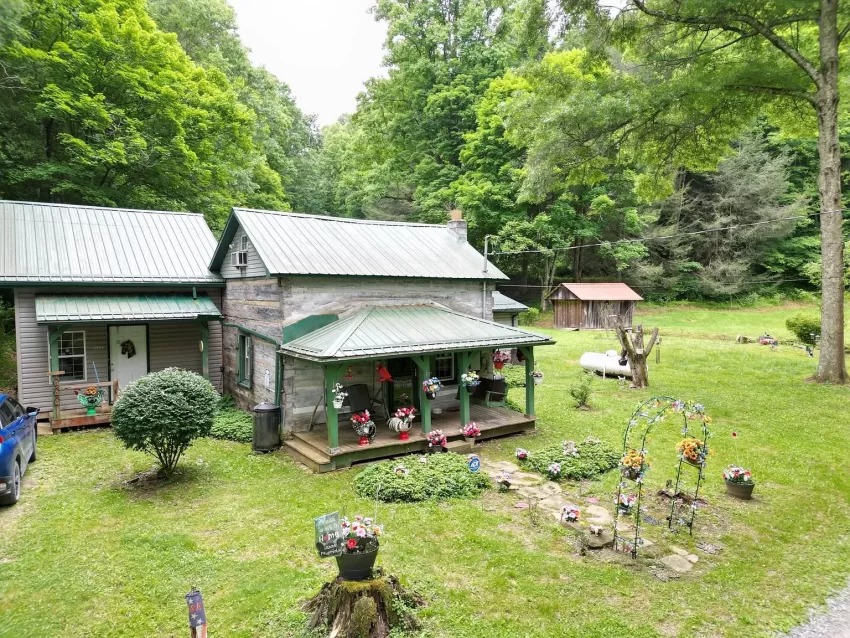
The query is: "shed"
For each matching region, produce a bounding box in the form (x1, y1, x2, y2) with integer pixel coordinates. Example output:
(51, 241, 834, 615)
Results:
(492, 291, 528, 327)
(547, 283, 643, 330)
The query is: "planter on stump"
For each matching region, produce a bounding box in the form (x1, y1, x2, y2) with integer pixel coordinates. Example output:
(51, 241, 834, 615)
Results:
(336, 547, 379, 581)
(725, 480, 755, 500)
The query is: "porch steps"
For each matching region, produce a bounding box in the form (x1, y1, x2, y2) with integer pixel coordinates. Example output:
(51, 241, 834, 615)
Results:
(283, 437, 335, 472)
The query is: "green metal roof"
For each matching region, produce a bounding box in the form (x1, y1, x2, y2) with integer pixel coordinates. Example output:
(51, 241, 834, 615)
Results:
(210, 208, 508, 280)
(492, 291, 529, 313)
(35, 294, 221, 323)
(0, 200, 223, 285)
(280, 304, 555, 361)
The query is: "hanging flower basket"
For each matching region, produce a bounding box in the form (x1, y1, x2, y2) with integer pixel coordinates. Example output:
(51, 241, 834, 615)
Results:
(530, 371, 544, 386)
(422, 377, 442, 400)
(677, 437, 708, 468)
(76, 386, 104, 416)
(493, 351, 511, 371)
(332, 383, 347, 409)
(461, 371, 480, 393)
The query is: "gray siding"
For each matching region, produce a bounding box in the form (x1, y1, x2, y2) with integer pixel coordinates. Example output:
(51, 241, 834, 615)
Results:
(15, 288, 223, 413)
(220, 226, 268, 279)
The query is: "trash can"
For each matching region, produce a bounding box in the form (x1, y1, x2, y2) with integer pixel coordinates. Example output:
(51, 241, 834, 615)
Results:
(253, 402, 281, 452)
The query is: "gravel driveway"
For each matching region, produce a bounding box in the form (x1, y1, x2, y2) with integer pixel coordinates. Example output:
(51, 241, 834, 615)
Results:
(782, 580, 850, 638)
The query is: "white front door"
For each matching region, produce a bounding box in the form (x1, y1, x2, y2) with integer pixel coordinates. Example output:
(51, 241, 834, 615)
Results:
(109, 325, 148, 386)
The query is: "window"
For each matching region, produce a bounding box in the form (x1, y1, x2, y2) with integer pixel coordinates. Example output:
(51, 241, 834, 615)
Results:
(57, 331, 86, 381)
(432, 353, 455, 383)
(237, 333, 252, 388)
(240, 235, 249, 251)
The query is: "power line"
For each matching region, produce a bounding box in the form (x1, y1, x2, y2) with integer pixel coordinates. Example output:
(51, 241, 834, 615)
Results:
(497, 277, 819, 290)
(488, 208, 849, 257)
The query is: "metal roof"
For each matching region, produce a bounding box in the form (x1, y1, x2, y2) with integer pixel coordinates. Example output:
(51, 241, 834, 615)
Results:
(280, 304, 554, 361)
(0, 201, 223, 285)
(492, 291, 529, 313)
(548, 282, 643, 301)
(209, 208, 508, 280)
(35, 294, 221, 323)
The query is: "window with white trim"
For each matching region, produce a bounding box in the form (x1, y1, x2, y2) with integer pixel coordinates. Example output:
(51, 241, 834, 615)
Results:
(432, 353, 455, 383)
(57, 331, 86, 381)
(240, 235, 249, 251)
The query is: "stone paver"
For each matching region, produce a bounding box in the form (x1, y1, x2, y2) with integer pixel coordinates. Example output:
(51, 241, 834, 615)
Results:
(660, 554, 693, 573)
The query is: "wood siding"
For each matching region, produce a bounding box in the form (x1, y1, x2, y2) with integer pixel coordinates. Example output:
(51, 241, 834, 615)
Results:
(220, 226, 268, 279)
(552, 299, 636, 329)
(14, 288, 223, 412)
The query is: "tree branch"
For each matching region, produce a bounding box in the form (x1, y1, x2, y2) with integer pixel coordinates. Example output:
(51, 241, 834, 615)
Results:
(839, 21, 850, 43)
(730, 83, 817, 105)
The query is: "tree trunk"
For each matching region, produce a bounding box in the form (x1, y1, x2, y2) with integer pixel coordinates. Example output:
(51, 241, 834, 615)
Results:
(615, 321, 659, 388)
(813, 0, 848, 383)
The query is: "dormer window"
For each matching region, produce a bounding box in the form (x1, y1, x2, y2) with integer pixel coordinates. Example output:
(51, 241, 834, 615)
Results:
(240, 235, 248, 251)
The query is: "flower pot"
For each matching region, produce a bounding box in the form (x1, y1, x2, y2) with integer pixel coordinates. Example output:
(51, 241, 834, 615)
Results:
(358, 436, 370, 446)
(494, 361, 505, 370)
(425, 390, 437, 400)
(532, 376, 543, 386)
(398, 431, 409, 441)
(427, 445, 443, 454)
(336, 547, 379, 581)
(618, 505, 632, 515)
(333, 399, 344, 409)
(725, 480, 755, 500)
(464, 437, 475, 444)
(77, 391, 103, 416)
(683, 458, 704, 469)
(465, 383, 478, 394)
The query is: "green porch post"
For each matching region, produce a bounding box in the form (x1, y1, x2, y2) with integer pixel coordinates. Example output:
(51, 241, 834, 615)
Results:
(411, 355, 432, 434)
(458, 351, 471, 427)
(198, 322, 210, 380)
(520, 346, 535, 416)
(324, 364, 341, 453)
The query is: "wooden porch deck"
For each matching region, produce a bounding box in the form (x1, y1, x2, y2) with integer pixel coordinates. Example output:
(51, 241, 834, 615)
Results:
(284, 404, 535, 472)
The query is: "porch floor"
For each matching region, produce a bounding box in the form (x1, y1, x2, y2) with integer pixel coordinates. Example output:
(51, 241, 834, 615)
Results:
(284, 404, 535, 472)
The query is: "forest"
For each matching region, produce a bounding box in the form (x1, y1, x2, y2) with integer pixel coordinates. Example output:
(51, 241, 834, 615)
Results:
(0, 0, 847, 307)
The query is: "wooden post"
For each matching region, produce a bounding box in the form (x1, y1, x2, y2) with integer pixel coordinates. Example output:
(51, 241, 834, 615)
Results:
(520, 346, 535, 417)
(48, 327, 62, 418)
(198, 322, 210, 380)
(324, 364, 341, 454)
(458, 351, 471, 427)
(410, 355, 432, 434)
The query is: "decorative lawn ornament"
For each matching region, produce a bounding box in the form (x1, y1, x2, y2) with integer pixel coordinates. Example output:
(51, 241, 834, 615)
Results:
(529, 369, 544, 385)
(561, 505, 580, 522)
(314, 511, 344, 558)
(388, 406, 416, 440)
(350, 410, 376, 446)
(497, 470, 512, 492)
(76, 385, 104, 416)
(723, 465, 755, 500)
(185, 588, 208, 638)
(515, 448, 529, 461)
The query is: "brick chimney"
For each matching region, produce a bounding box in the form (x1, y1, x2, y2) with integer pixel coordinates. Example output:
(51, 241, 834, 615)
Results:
(447, 208, 467, 242)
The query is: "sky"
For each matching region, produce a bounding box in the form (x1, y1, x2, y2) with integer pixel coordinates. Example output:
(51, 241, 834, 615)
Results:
(227, 0, 388, 126)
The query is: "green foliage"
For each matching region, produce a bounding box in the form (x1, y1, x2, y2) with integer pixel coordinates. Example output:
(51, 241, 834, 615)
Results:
(785, 312, 822, 344)
(569, 371, 594, 409)
(210, 407, 253, 443)
(499, 363, 527, 389)
(0, 300, 15, 393)
(111, 368, 219, 476)
(517, 307, 540, 326)
(354, 453, 490, 502)
(520, 437, 619, 481)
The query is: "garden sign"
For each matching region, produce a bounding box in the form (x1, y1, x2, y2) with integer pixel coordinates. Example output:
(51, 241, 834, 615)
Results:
(314, 512, 344, 557)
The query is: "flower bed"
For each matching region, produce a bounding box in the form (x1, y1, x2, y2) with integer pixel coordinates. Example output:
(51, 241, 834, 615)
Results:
(354, 453, 491, 502)
(516, 437, 620, 481)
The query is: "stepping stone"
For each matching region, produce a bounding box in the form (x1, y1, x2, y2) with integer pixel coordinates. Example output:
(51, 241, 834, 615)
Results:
(660, 554, 693, 573)
(686, 554, 699, 564)
(510, 472, 546, 487)
(585, 505, 613, 525)
(515, 502, 529, 509)
(586, 497, 599, 504)
(671, 546, 689, 557)
(586, 530, 615, 550)
(538, 495, 567, 511)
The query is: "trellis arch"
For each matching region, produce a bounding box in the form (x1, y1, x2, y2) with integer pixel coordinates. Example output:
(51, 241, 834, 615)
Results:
(613, 396, 711, 558)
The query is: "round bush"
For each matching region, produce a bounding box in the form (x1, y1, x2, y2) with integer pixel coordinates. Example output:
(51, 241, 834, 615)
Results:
(210, 407, 253, 443)
(112, 367, 219, 476)
(785, 312, 821, 344)
(354, 453, 491, 502)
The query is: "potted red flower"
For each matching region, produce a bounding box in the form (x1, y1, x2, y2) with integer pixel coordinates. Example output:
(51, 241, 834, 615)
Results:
(351, 410, 376, 446)
(492, 351, 511, 371)
(336, 515, 382, 580)
(426, 429, 447, 453)
(461, 422, 481, 444)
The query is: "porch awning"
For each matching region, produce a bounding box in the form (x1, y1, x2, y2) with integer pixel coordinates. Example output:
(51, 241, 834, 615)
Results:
(280, 304, 555, 362)
(35, 294, 221, 323)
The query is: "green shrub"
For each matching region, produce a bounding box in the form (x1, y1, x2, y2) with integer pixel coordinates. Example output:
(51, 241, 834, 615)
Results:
(569, 371, 594, 408)
(354, 453, 491, 502)
(500, 364, 526, 389)
(210, 407, 253, 443)
(517, 307, 540, 326)
(520, 437, 619, 481)
(112, 368, 219, 477)
(785, 312, 821, 344)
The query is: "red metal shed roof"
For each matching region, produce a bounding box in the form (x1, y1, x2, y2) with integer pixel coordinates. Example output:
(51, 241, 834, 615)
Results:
(549, 282, 643, 301)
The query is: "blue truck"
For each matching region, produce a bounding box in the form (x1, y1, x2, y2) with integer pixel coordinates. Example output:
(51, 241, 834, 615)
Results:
(0, 393, 37, 506)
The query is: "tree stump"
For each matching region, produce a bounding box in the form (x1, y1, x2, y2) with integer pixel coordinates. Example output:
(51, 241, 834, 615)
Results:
(614, 321, 659, 388)
(303, 570, 423, 638)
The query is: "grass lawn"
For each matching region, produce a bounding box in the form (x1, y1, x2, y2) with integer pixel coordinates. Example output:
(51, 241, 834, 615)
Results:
(2, 302, 849, 637)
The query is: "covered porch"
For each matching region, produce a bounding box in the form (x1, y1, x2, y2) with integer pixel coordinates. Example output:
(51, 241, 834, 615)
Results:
(36, 294, 221, 430)
(280, 304, 555, 471)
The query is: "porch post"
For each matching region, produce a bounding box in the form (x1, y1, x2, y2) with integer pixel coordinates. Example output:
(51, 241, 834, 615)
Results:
(48, 326, 61, 417)
(520, 346, 535, 417)
(324, 364, 340, 453)
(411, 355, 432, 434)
(458, 351, 471, 427)
(198, 322, 210, 380)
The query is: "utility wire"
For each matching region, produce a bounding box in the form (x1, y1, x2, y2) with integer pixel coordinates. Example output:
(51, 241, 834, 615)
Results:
(488, 207, 849, 257)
